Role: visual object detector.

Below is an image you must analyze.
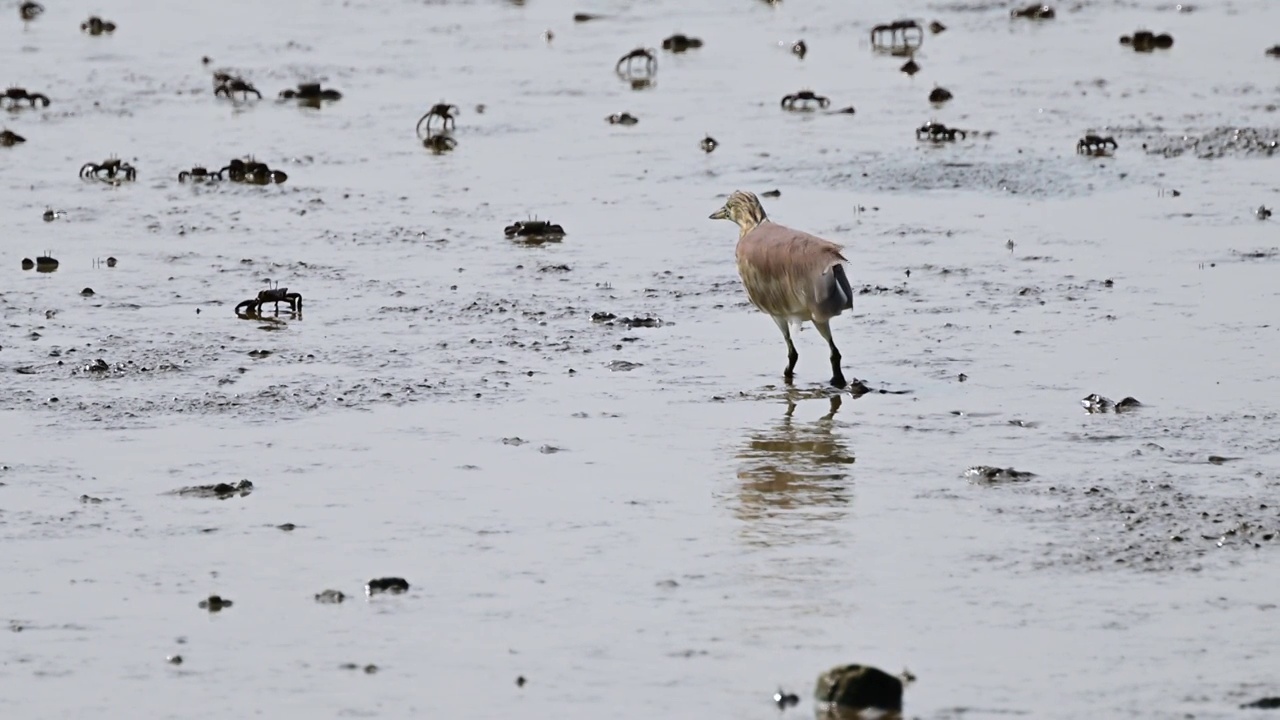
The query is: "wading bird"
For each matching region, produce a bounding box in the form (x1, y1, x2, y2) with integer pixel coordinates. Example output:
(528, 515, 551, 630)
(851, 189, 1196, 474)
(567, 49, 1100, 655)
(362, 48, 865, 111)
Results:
(709, 190, 854, 388)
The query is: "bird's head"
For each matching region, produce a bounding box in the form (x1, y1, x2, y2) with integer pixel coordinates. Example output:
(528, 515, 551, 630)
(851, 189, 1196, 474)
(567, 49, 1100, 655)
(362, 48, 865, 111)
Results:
(709, 190, 767, 232)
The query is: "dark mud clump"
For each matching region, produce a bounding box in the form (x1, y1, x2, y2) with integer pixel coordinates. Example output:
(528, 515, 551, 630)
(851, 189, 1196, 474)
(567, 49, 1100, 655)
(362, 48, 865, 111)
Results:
(166, 479, 253, 499)
(1242, 697, 1280, 709)
(592, 312, 663, 328)
(365, 577, 410, 595)
(198, 595, 233, 612)
(315, 589, 346, 604)
(814, 664, 904, 713)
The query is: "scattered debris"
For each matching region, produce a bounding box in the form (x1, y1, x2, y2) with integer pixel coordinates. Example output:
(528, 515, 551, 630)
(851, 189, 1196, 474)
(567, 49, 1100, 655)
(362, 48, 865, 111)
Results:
(965, 466, 1036, 483)
(1081, 394, 1142, 414)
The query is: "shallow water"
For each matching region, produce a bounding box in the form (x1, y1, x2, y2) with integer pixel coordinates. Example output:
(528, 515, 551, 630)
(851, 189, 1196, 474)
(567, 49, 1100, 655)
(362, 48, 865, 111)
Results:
(2, 0, 1279, 717)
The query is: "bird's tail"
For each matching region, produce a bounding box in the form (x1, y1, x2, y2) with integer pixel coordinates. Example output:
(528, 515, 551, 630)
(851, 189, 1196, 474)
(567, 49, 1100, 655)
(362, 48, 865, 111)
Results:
(831, 264, 853, 311)
(814, 263, 854, 319)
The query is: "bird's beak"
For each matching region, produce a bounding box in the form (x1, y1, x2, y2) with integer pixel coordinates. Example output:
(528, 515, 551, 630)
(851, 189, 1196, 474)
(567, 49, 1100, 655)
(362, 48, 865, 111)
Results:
(709, 206, 728, 220)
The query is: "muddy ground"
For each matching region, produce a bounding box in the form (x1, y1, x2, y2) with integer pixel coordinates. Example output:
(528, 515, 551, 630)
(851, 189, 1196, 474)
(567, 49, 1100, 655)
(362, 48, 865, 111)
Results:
(2, 0, 1279, 717)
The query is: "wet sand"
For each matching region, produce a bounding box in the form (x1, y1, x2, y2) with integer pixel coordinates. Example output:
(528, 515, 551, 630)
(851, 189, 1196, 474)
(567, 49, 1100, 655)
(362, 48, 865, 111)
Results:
(2, 0, 1279, 717)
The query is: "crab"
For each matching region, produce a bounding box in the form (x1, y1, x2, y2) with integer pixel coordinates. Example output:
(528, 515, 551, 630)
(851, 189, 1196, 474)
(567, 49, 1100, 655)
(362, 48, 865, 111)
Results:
(870, 19, 923, 49)
(0, 129, 24, 146)
(216, 158, 288, 184)
(216, 158, 286, 184)
(606, 112, 639, 125)
(504, 220, 566, 241)
(916, 121, 967, 141)
(700, 135, 718, 153)
(235, 287, 302, 315)
(178, 166, 218, 182)
(0, 87, 49, 108)
(781, 90, 830, 111)
(661, 34, 703, 53)
(1122, 31, 1174, 52)
(19, 2, 43, 21)
(423, 134, 456, 154)
(1077, 135, 1118, 155)
(928, 86, 953, 103)
(279, 83, 342, 102)
(80, 16, 116, 34)
(1010, 4, 1054, 19)
(214, 75, 261, 100)
(416, 102, 458, 137)
(615, 48, 657, 76)
(80, 157, 137, 181)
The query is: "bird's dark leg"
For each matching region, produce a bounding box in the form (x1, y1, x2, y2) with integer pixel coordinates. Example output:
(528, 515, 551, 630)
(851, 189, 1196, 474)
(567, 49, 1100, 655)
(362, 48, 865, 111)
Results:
(772, 316, 799, 381)
(814, 320, 847, 388)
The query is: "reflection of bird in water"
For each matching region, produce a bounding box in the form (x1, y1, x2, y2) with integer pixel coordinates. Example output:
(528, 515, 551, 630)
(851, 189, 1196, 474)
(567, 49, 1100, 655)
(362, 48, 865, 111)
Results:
(708, 191, 855, 388)
(731, 395, 855, 544)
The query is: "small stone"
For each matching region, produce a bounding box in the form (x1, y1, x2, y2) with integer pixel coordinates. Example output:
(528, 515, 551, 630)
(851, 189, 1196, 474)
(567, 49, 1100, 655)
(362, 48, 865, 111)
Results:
(167, 654, 183, 665)
(516, 675, 527, 687)
(106, 256, 118, 267)
(814, 664, 903, 712)
(277, 522, 296, 531)
(81, 287, 95, 296)
(21, 258, 34, 270)
(315, 589, 346, 604)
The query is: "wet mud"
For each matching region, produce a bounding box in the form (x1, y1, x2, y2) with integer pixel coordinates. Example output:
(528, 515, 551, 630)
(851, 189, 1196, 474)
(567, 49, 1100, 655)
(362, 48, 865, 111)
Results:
(3, 0, 1280, 718)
